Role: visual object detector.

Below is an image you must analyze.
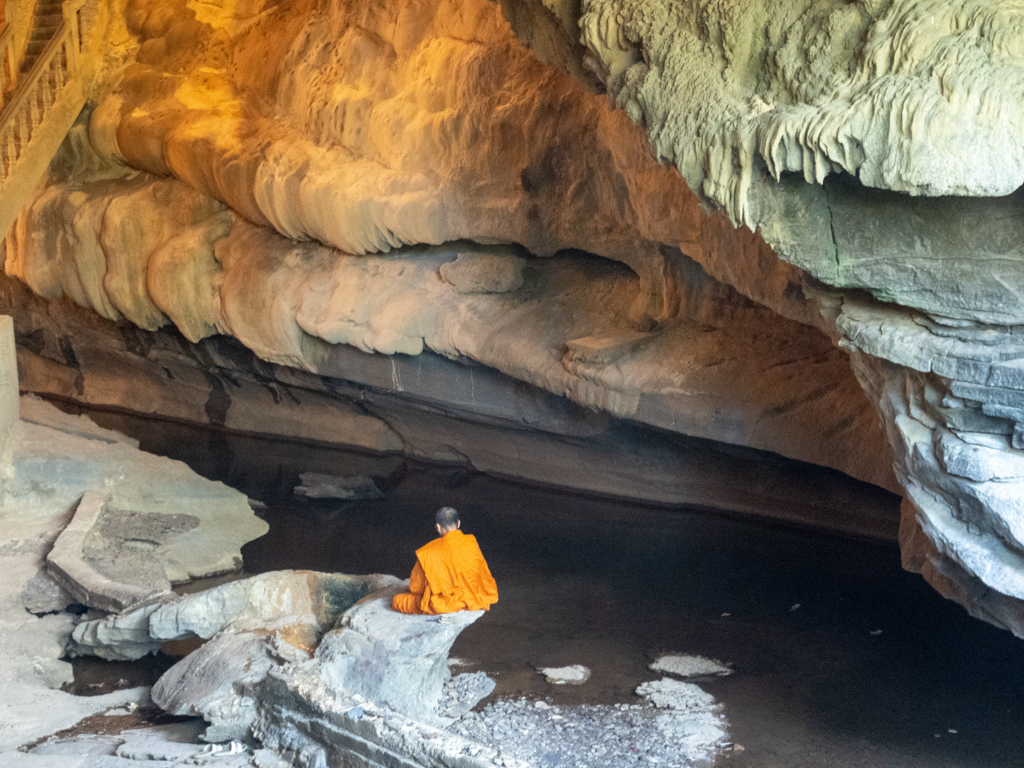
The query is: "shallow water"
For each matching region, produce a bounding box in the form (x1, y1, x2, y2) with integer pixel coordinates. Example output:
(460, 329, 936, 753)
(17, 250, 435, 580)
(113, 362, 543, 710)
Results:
(69, 408, 1024, 768)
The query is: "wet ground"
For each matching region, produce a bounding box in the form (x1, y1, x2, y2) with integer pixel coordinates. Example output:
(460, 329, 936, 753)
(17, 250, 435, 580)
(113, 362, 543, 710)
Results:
(64, 408, 1024, 768)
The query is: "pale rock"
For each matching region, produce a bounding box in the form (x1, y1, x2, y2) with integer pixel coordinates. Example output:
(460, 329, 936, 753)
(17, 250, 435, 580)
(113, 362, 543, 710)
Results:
(314, 584, 484, 725)
(18, 395, 139, 448)
(252, 671, 513, 768)
(649, 654, 732, 679)
(152, 631, 293, 743)
(293, 472, 383, 500)
(436, 671, 496, 720)
(113, 721, 207, 761)
(636, 678, 717, 712)
(635, 677, 729, 760)
(70, 570, 400, 660)
(5, 415, 268, 586)
(440, 252, 526, 294)
(46, 491, 177, 613)
(538, 664, 591, 685)
(581, 1, 1024, 218)
(988, 359, 1024, 391)
(69, 600, 164, 661)
(28, 734, 121, 756)
(20, 570, 75, 616)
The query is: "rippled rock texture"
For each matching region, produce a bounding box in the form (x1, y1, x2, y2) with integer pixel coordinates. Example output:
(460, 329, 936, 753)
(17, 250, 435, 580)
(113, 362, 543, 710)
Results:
(5, 0, 1024, 635)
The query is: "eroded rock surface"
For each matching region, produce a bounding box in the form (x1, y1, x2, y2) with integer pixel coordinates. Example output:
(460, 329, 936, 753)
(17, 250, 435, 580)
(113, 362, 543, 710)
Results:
(5, 0, 1024, 638)
(0, 321, 268, 751)
(70, 570, 398, 661)
(315, 584, 485, 726)
(68, 569, 510, 765)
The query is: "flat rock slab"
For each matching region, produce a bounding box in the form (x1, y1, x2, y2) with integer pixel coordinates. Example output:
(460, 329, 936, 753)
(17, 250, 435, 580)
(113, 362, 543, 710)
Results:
(649, 654, 733, 678)
(0, 396, 267, 753)
(18, 395, 139, 448)
(47, 491, 175, 613)
(5, 401, 268, 590)
(294, 472, 383, 500)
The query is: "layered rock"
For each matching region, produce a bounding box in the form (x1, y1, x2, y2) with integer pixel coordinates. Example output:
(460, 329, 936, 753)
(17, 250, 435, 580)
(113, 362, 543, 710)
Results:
(5, 0, 1024, 637)
(70, 569, 508, 764)
(0, 317, 269, 751)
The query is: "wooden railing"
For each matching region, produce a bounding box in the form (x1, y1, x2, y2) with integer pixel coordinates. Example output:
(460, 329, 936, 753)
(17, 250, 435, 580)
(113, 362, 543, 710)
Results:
(0, 0, 83, 180)
(0, 19, 18, 110)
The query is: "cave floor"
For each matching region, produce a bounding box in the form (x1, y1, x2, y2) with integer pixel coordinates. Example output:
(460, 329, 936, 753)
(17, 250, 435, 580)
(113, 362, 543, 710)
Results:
(69, 410, 1024, 768)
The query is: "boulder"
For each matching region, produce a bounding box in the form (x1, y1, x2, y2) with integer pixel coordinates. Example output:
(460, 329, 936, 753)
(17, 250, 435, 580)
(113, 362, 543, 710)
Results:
(314, 584, 485, 726)
(152, 630, 309, 743)
(20, 570, 75, 615)
(69, 570, 399, 660)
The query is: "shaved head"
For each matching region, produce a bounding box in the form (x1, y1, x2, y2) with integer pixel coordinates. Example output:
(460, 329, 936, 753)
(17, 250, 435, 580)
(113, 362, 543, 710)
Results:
(435, 506, 460, 531)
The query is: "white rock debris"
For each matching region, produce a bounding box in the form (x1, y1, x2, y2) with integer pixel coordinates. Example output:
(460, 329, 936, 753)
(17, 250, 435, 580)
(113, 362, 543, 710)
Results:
(649, 654, 732, 678)
(538, 664, 592, 685)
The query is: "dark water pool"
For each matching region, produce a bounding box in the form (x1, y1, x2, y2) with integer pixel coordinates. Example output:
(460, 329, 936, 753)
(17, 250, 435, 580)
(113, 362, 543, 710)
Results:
(68, 408, 1024, 768)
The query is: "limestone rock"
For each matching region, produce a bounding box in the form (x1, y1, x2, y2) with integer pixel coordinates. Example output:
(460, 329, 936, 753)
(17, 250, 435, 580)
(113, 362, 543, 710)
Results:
(4, 178, 894, 495)
(10, 0, 1024, 643)
(293, 472, 383, 500)
(580, 1, 1024, 222)
(252, 670, 512, 768)
(538, 664, 591, 685)
(70, 570, 400, 660)
(649, 654, 732, 679)
(314, 584, 485, 725)
(152, 630, 304, 743)
(636, 678, 718, 712)
(936, 430, 1024, 483)
(436, 671, 496, 720)
(440, 252, 526, 294)
(5, 406, 269, 588)
(20, 570, 75, 615)
(47, 491, 178, 613)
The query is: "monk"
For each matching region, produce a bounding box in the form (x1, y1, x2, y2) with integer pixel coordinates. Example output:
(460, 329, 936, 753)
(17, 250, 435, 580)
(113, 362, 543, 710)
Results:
(392, 507, 498, 615)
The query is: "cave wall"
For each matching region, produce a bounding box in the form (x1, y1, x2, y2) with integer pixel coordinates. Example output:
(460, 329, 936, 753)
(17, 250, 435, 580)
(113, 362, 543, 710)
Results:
(5, 0, 1024, 635)
(4, 129, 895, 492)
(2, 272, 900, 538)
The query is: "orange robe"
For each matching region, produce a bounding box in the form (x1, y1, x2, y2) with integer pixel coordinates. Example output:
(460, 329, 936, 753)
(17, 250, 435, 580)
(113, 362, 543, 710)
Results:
(392, 530, 498, 615)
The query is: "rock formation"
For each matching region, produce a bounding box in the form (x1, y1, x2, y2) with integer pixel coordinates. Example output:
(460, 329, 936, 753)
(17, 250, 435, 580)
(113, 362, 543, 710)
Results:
(3, 0, 1024, 638)
(0, 318, 268, 751)
(69, 569, 509, 763)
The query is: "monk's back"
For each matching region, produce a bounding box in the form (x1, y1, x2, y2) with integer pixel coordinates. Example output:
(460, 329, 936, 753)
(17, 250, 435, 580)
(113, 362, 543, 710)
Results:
(416, 530, 497, 614)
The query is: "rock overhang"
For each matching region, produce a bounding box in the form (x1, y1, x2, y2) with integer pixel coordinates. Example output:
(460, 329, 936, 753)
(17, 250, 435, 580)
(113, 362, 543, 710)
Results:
(5, 0, 1024, 639)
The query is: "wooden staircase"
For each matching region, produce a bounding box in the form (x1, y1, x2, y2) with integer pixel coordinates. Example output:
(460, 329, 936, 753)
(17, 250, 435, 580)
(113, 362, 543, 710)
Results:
(20, 0, 65, 80)
(0, 0, 87, 240)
